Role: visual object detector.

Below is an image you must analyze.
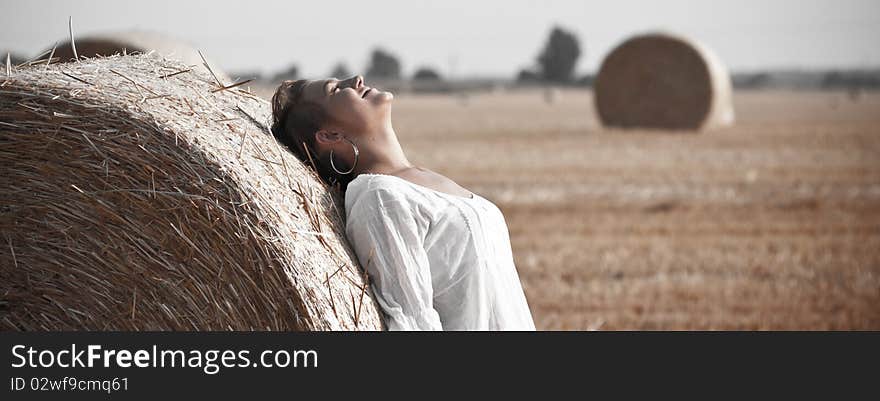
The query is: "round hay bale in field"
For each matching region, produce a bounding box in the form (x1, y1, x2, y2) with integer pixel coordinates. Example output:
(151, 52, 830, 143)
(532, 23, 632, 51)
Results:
(0, 54, 384, 330)
(594, 32, 734, 130)
(46, 30, 230, 81)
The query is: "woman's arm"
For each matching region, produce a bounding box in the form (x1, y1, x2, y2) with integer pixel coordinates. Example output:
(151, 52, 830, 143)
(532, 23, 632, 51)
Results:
(345, 188, 443, 330)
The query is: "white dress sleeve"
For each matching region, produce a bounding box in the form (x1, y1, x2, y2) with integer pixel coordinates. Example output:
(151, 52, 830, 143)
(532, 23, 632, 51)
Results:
(345, 187, 443, 331)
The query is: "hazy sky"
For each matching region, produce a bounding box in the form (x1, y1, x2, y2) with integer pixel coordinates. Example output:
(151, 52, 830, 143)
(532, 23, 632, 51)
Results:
(2, 0, 878, 79)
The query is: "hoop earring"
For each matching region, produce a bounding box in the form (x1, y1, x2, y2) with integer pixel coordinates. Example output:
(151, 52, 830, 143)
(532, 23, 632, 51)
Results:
(329, 136, 359, 175)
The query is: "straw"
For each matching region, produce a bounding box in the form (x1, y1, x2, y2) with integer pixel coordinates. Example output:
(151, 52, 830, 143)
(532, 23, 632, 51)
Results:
(0, 53, 383, 330)
(68, 16, 78, 61)
(594, 32, 735, 130)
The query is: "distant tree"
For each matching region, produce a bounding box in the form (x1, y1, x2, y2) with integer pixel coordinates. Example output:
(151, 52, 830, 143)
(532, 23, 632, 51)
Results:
(576, 73, 594, 87)
(271, 64, 299, 83)
(229, 70, 263, 82)
(330, 62, 351, 79)
(516, 68, 541, 83)
(822, 70, 880, 89)
(413, 67, 442, 81)
(366, 48, 401, 79)
(732, 72, 770, 89)
(537, 26, 581, 83)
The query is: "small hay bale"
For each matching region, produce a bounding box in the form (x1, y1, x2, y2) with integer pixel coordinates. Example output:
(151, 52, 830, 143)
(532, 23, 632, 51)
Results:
(46, 30, 230, 81)
(594, 32, 735, 130)
(0, 54, 384, 330)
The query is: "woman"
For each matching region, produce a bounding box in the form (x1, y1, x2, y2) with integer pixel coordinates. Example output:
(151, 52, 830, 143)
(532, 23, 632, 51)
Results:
(270, 75, 535, 330)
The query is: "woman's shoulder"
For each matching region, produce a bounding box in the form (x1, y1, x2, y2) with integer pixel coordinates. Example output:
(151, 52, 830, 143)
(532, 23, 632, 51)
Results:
(344, 174, 420, 214)
(346, 173, 403, 198)
(344, 174, 439, 234)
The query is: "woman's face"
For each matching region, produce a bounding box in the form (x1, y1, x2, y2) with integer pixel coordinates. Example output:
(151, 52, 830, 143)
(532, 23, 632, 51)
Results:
(300, 75, 393, 140)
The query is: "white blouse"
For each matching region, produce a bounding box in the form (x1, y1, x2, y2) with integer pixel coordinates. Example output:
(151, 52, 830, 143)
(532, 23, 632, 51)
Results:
(344, 173, 536, 331)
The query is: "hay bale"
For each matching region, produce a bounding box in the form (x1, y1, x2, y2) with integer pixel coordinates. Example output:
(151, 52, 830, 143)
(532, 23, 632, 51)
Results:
(0, 54, 384, 330)
(594, 32, 735, 130)
(47, 30, 230, 81)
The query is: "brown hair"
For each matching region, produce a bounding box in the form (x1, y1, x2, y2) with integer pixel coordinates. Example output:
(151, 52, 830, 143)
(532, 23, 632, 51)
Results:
(270, 79, 355, 193)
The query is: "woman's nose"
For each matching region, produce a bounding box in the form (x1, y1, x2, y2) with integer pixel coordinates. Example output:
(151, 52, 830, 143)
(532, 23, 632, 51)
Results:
(350, 75, 364, 89)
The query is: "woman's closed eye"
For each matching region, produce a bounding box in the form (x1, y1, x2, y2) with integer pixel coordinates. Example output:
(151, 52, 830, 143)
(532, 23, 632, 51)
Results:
(327, 80, 341, 95)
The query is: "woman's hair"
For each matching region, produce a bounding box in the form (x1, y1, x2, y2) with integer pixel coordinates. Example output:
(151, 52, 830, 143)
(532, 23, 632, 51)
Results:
(270, 80, 354, 193)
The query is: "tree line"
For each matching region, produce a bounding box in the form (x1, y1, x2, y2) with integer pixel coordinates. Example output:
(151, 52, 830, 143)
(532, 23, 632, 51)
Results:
(265, 25, 586, 85)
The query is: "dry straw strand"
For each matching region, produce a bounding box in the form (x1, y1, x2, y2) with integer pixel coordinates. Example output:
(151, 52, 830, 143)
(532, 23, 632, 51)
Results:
(60, 70, 93, 86)
(197, 50, 224, 88)
(211, 79, 254, 94)
(46, 42, 58, 68)
(68, 16, 78, 61)
(159, 68, 192, 79)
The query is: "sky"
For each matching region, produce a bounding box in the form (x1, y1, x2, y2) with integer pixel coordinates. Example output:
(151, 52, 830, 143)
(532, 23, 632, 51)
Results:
(1, 0, 878, 79)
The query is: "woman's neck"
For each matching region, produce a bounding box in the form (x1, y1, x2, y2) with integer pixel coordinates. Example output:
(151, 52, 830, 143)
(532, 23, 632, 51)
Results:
(351, 126, 415, 177)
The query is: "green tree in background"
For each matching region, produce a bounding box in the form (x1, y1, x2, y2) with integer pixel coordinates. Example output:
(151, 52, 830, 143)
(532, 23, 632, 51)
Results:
(271, 64, 299, 83)
(537, 26, 581, 83)
(366, 48, 401, 79)
(413, 67, 442, 81)
(331, 62, 351, 79)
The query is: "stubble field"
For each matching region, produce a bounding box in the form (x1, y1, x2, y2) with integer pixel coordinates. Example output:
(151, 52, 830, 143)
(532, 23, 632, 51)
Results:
(389, 88, 880, 330)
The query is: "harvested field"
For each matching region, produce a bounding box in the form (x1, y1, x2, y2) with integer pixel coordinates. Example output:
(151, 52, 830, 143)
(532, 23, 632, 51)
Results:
(387, 88, 880, 330)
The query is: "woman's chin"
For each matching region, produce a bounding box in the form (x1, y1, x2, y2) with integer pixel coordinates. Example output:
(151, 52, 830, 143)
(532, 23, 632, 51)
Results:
(378, 91, 393, 101)
(370, 91, 393, 104)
